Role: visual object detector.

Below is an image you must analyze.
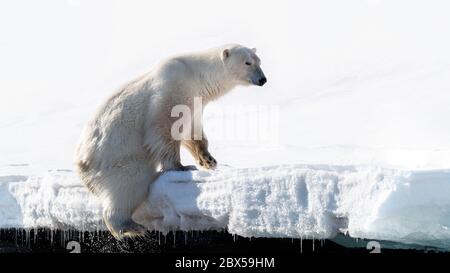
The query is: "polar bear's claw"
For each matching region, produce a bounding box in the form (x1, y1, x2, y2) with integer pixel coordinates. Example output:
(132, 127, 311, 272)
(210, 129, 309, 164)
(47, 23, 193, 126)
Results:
(109, 220, 147, 240)
(198, 153, 217, 170)
(180, 165, 198, 171)
(121, 223, 147, 239)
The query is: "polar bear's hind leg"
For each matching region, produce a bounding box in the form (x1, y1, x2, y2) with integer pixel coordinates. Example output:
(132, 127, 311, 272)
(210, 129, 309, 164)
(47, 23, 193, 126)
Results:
(100, 163, 157, 239)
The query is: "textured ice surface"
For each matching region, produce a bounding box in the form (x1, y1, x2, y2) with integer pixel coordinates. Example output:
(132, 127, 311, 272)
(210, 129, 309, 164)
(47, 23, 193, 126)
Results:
(1, 165, 449, 250)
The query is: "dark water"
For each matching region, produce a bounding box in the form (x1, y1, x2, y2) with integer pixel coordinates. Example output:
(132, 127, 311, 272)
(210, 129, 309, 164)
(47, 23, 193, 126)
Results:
(0, 228, 433, 254)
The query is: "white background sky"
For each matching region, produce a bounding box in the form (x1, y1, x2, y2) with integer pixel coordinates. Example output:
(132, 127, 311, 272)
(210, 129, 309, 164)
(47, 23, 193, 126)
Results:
(1, 0, 450, 169)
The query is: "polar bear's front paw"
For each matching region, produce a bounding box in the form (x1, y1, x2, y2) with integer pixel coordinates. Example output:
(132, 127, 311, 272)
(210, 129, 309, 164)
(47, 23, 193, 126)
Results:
(198, 153, 217, 170)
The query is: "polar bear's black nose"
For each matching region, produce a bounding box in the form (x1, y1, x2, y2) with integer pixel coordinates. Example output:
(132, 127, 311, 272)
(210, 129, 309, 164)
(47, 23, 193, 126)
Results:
(258, 77, 267, 86)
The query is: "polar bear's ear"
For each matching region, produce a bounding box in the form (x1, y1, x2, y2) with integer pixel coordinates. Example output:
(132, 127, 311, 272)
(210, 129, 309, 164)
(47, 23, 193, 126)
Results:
(252, 48, 257, 53)
(222, 49, 230, 60)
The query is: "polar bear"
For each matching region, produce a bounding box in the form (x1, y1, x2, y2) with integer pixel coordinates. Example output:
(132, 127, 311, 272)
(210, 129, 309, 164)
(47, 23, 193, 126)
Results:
(74, 44, 266, 238)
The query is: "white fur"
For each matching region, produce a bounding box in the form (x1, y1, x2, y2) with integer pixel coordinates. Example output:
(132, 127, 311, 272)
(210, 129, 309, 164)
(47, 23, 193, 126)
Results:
(74, 44, 265, 238)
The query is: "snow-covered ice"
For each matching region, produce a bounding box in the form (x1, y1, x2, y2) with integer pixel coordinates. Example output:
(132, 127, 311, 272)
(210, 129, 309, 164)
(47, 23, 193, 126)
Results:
(1, 165, 449, 250)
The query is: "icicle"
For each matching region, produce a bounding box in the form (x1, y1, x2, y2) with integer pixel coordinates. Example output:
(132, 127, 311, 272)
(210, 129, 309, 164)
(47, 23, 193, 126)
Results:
(26, 228, 30, 247)
(173, 231, 176, 248)
(300, 236, 303, 253)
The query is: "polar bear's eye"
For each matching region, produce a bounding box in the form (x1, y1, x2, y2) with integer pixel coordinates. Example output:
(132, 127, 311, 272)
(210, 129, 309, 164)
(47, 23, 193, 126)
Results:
(245, 62, 252, 66)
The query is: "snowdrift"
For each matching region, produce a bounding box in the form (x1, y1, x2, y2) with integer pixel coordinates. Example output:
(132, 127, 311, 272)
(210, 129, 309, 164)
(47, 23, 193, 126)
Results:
(1, 165, 449, 250)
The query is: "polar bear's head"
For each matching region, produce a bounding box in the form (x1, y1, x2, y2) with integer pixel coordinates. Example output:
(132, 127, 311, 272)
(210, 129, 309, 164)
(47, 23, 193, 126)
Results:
(221, 45, 267, 86)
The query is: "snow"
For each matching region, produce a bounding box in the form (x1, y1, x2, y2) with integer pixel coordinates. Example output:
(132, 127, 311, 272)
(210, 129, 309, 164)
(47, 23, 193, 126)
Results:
(1, 0, 450, 251)
(1, 165, 450, 250)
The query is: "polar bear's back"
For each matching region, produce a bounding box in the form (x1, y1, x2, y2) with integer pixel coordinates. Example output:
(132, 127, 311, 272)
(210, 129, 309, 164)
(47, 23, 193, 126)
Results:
(75, 76, 154, 172)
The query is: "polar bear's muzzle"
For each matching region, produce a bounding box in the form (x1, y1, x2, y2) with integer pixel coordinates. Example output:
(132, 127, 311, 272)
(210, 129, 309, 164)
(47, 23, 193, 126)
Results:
(250, 67, 267, 86)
